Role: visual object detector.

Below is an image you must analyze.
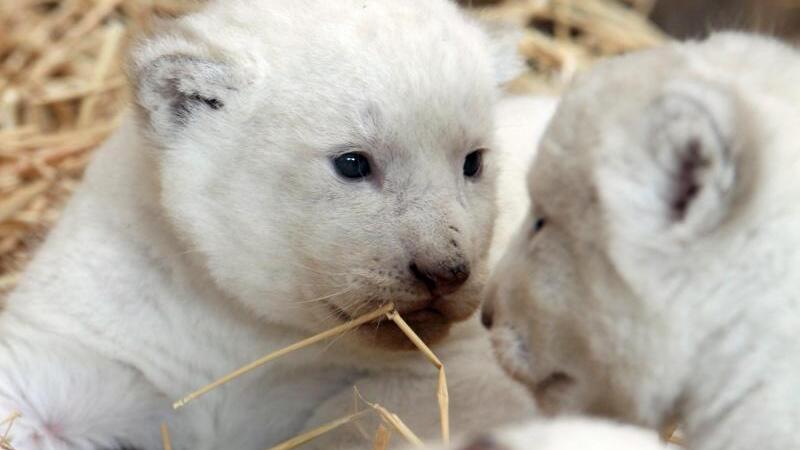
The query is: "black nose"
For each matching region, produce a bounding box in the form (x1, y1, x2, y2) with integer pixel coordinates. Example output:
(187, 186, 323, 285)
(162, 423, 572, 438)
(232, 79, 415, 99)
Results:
(409, 261, 470, 296)
(480, 300, 494, 329)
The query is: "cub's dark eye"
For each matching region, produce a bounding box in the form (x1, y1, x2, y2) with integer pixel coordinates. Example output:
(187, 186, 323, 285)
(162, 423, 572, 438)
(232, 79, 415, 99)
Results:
(463, 150, 483, 178)
(333, 152, 371, 180)
(533, 217, 547, 233)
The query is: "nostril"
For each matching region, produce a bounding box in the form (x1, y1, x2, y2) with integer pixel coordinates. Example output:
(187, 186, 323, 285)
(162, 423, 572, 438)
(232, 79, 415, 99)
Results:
(450, 264, 470, 282)
(409, 261, 471, 295)
(480, 303, 494, 329)
(409, 262, 437, 291)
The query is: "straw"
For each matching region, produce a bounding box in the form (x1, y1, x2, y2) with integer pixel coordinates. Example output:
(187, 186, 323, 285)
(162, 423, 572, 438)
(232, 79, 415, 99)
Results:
(0, 411, 20, 450)
(160, 421, 172, 450)
(266, 410, 370, 450)
(372, 424, 392, 450)
(386, 311, 449, 444)
(77, 23, 125, 126)
(0, 0, 199, 295)
(353, 387, 424, 448)
(172, 303, 442, 449)
(262, 384, 423, 450)
(173, 303, 395, 409)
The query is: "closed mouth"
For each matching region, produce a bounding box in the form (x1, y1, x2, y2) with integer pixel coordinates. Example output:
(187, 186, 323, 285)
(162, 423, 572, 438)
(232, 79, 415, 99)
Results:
(324, 300, 452, 350)
(325, 300, 446, 324)
(399, 306, 445, 322)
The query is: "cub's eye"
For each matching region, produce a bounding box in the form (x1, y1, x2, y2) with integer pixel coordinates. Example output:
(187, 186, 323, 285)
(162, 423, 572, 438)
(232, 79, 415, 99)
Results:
(533, 217, 547, 234)
(463, 149, 484, 178)
(333, 152, 371, 180)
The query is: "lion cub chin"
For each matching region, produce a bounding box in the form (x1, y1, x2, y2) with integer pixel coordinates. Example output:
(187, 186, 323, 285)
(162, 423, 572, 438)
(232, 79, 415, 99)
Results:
(470, 32, 799, 450)
(0, 1, 549, 449)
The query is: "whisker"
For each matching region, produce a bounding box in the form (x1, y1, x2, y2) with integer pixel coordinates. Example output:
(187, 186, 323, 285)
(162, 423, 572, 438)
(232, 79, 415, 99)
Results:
(292, 287, 356, 305)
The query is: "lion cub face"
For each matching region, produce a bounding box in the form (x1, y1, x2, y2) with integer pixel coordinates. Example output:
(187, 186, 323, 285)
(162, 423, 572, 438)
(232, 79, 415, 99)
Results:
(484, 33, 799, 426)
(131, 0, 520, 349)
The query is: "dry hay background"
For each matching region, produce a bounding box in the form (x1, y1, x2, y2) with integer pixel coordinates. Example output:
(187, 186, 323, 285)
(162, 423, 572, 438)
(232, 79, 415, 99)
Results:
(0, 0, 798, 297)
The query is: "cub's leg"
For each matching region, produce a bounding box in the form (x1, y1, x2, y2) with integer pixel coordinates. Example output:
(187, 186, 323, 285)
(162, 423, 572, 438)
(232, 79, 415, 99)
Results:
(0, 332, 167, 450)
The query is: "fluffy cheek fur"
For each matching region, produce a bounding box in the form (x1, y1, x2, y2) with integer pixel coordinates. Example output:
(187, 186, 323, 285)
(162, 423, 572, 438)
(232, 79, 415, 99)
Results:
(156, 135, 318, 328)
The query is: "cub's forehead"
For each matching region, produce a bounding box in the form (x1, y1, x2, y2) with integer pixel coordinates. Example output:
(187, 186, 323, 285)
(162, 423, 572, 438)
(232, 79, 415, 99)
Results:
(184, 0, 495, 93)
(181, 0, 497, 146)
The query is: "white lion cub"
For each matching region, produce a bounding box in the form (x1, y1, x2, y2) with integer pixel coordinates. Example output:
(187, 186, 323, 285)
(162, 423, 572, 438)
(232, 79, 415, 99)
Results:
(0, 1, 547, 449)
(478, 33, 800, 450)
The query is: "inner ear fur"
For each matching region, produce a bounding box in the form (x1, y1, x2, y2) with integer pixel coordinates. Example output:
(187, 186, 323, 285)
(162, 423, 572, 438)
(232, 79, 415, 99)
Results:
(597, 80, 747, 247)
(646, 82, 742, 238)
(133, 52, 236, 129)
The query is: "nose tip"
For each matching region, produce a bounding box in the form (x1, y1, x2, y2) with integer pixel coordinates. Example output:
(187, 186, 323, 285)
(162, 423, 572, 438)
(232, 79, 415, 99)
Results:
(480, 300, 494, 329)
(409, 261, 470, 296)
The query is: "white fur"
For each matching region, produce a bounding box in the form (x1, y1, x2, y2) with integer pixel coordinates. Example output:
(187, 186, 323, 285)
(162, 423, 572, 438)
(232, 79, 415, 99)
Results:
(482, 33, 800, 450)
(0, 1, 560, 448)
(422, 417, 668, 450)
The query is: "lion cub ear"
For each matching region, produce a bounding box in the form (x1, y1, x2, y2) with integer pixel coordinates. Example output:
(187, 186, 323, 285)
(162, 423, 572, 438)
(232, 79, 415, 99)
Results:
(599, 80, 743, 245)
(477, 19, 527, 87)
(129, 35, 248, 139)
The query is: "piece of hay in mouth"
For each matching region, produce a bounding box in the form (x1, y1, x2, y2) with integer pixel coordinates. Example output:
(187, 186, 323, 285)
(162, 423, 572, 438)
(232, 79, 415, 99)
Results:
(173, 303, 396, 409)
(174, 303, 449, 448)
(386, 310, 449, 445)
